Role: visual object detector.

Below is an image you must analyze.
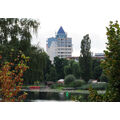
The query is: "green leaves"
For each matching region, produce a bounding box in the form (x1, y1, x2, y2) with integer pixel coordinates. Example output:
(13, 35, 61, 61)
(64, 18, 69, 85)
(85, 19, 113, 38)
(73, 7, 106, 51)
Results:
(90, 21, 120, 102)
(79, 34, 92, 82)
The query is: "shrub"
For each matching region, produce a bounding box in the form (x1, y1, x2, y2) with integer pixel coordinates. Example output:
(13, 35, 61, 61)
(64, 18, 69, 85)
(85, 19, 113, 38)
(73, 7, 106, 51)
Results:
(70, 79, 85, 88)
(80, 82, 107, 90)
(100, 74, 108, 82)
(64, 74, 76, 86)
(51, 83, 64, 89)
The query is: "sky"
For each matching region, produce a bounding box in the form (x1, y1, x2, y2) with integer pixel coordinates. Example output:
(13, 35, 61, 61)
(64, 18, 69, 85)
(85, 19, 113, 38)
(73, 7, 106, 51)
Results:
(1, 0, 120, 56)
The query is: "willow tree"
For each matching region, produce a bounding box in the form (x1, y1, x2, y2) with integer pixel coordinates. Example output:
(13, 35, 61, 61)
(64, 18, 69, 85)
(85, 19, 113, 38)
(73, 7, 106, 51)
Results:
(79, 34, 92, 82)
(0, 18, 41, 85)
(0, 18, 40, 61)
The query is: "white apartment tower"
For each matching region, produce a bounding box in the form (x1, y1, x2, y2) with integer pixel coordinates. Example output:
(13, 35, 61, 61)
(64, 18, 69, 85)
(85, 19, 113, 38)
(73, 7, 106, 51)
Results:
(46, 27, 72, 63)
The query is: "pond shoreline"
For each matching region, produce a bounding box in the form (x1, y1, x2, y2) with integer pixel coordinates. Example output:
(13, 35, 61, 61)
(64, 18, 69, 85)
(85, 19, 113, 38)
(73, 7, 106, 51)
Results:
(22, 88, 105, 94)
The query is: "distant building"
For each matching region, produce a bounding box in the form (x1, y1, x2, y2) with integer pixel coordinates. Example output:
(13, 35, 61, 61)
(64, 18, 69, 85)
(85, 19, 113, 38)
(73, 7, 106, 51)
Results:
(66, 56, 79, 62)
(66, 53, 105, 62)
(46, 27, 72, 63)
(93, 53, 105, 60)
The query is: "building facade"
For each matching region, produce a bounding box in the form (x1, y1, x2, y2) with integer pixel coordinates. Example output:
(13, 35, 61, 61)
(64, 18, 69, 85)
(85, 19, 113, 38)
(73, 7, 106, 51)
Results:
(46, 27, 72, 62)
(93, 53, 105, 60)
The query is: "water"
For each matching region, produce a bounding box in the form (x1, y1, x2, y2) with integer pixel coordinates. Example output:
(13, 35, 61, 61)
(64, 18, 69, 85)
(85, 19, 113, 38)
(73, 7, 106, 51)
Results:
(21, 90, 89, 102)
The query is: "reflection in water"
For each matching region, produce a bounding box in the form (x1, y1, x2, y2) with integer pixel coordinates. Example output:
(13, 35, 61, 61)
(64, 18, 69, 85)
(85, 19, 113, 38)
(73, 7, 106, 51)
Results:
(21, 91, 89, 102)
(59, 92, 64, 100)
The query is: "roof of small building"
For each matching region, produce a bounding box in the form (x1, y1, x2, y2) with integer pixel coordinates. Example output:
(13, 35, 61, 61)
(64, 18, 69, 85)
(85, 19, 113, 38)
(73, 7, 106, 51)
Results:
(58, 79, 64, 82)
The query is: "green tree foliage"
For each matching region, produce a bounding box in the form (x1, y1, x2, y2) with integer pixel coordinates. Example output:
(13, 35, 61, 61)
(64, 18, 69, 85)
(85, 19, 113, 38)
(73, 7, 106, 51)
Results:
(64, 65, 72, 76)
(71, 80, 85, 88)
(91, 59, 101, 78)
(79, 34, 92, 82)
(72, 62, 80, 79)
(101, 21, 120, 101)
(47, 67, 57, 82)
(93, 65, 102, 80)
(43, 55, 52, 82)
(64, 74, 76, 86)
(100, 73, 108, 82)
(64, 60, 80, 79)
(23, 47, 49, 85)
(0, 18, 39, 60)
(89, 21, 120, 102)
(0, 18, 39, 51)
(0, 18, 52, 85)
(54, 57, 68, 79)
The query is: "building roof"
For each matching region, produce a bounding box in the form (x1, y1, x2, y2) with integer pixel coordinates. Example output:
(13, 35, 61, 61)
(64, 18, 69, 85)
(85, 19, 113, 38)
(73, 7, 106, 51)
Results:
(57, 26, 65, 34)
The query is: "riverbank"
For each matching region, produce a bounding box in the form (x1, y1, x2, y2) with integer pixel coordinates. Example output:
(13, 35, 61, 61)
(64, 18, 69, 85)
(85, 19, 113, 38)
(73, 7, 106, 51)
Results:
(22, 88, 105, 94)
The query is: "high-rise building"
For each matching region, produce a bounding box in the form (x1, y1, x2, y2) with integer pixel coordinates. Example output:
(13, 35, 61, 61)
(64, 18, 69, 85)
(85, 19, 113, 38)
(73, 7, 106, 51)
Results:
(46, 27, 72, 63)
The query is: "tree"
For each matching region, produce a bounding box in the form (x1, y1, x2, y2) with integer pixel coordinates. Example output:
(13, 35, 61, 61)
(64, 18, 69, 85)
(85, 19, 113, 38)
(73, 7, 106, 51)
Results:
(91, 59, 101, 79)
(43, 55, 52, 82)
(0, 19, 39, 44)
(89, 21, 120, 102)
(0, 18, 39, 57)
(0, 18, 52, 85)
(48, 67, 57, 82)
(101, 21, 120, 101)
(64, 65, 72, 76)
(54, 57, 68, 79)
(24, 47, 49, 85)
(72, 62, 80, 79)
(64, 74, 76, 86)
(64, 60, 80, 78)
(79, 34, 92, 82)
(0, 51, 29, 102)
(100, 73, 108, 82)
(93, 65, 102, 80)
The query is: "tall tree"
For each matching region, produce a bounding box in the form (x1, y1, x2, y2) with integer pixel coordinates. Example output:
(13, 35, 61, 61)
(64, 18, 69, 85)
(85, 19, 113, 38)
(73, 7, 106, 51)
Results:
(79, 34, 92, 82)
(89, 21, 120, 102)
(102, 21, 120, 101)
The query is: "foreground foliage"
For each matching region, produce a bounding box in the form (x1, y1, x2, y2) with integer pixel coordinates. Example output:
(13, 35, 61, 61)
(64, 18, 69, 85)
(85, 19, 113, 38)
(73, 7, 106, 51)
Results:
(0, 51, 29, 102)
(89, 21, 120, 102)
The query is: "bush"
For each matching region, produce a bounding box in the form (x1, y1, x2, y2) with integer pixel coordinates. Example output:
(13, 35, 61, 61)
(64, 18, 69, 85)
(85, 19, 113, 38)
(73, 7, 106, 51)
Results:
(80, 82, 108, 90)
(51, 83, 64, 89)
(100, 74, 108, 82)
(64, 74, 76, 86)
(70, 79, 85, 88)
